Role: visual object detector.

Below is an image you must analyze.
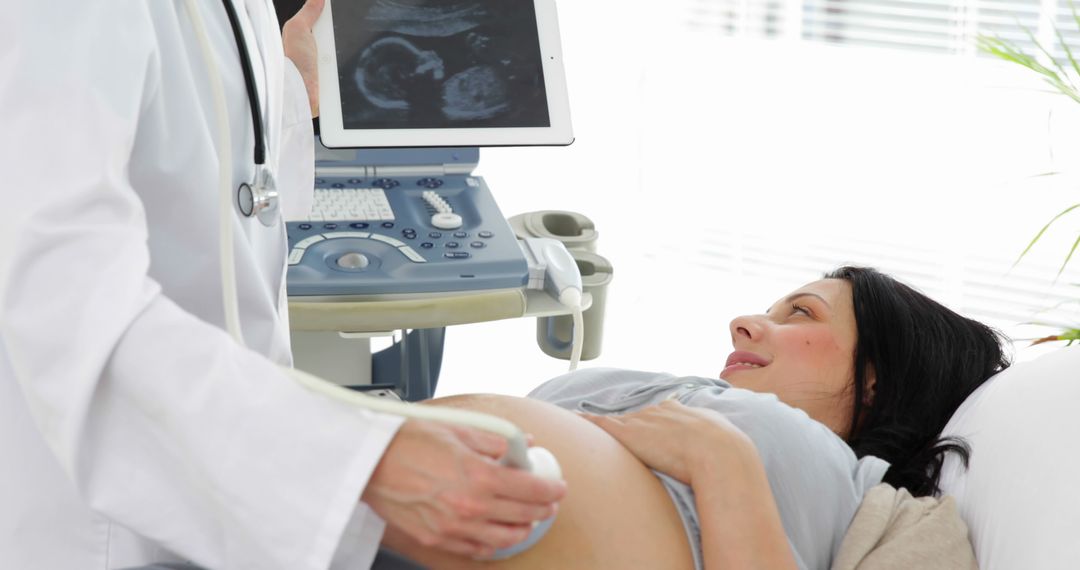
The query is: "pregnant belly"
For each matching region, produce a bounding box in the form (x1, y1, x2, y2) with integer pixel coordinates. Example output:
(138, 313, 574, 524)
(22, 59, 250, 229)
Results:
(382, 394, 695, 569)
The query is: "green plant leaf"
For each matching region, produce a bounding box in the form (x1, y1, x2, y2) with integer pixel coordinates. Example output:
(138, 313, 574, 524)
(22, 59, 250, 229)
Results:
(1019, 23, 1076, 90)
(1057, 25, 1080, 81)
(978, 30, 1080, 104)
(1057, 232, 1080, 278)
(1015, 202, 1080, 266)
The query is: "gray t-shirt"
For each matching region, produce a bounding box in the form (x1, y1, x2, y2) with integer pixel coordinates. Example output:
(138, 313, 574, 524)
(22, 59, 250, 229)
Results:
(528, 368, 888, 570)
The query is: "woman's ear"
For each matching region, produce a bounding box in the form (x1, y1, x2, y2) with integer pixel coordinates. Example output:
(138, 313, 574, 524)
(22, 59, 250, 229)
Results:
(863, 365, 877, 406)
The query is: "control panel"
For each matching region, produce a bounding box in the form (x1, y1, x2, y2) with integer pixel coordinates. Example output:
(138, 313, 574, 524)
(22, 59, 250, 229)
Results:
(286, 174, 529, 297)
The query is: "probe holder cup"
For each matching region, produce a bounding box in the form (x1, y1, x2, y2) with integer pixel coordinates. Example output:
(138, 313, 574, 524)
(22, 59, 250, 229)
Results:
(509, 211, 611, 361)
(508, 210, 598, 253)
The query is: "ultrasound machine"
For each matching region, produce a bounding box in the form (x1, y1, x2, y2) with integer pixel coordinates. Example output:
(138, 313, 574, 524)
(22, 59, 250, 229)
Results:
(289, 0, 589, 400)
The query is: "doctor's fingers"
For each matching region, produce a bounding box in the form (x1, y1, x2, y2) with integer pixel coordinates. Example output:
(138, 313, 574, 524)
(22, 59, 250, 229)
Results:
(383, 521, 490, 560)
(455, 495, 558, 526)
(370, 492, 524, 559)
(445, 424, 509, 459)
(401, 526, 496, 559)
(427, 519, 535, 554)
(484, 461, 567, 505)
(393, 504, 534, 557)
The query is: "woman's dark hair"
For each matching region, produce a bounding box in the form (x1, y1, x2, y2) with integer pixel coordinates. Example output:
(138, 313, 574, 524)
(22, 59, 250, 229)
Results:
(826, 266, 1011, 497)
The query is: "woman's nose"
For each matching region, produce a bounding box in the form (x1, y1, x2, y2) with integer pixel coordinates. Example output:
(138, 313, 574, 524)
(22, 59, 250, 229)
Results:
(729, 314, 764, 343)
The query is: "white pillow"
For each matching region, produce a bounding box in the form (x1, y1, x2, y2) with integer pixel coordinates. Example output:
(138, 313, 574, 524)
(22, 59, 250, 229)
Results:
(938, 347, 1080, 569)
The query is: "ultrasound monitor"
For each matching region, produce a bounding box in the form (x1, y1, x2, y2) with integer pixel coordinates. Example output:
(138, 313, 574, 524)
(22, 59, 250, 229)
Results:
(314, 0, 573, 148)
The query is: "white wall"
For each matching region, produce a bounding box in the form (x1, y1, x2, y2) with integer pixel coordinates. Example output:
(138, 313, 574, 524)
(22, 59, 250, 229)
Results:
(430, 1, 1080, 397)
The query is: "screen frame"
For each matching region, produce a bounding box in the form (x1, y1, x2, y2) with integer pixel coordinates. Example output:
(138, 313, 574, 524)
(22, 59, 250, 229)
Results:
(313, 0, 574, 149)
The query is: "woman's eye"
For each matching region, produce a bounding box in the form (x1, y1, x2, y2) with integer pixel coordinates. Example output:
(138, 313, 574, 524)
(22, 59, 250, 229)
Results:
(791, 303, 811, 316)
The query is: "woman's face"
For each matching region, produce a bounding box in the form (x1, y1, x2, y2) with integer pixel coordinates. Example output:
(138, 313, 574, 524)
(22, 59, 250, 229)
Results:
(721, 278, 860, 437)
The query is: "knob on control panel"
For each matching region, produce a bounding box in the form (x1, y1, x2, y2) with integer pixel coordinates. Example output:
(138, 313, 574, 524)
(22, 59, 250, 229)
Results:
(431, 212, 463, 230)
(337, 252, 370, 269)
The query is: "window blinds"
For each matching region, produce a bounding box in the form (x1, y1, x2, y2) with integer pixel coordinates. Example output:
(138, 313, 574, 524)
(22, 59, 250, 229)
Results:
(684, 0, 1076, 58)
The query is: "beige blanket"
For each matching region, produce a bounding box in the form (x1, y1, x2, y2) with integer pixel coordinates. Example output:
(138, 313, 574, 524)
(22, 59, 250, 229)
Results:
(831, 484, 978, 570)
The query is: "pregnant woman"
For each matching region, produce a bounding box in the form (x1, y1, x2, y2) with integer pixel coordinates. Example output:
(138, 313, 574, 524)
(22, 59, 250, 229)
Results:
(372, 266, 1010, 569)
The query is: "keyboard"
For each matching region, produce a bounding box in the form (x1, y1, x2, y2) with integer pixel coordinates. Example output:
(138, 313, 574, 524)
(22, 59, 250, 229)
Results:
(307, 187, 394, 221)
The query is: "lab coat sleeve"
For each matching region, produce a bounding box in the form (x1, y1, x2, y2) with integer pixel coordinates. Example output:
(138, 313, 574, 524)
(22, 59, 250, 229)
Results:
(0, 4, 401, 569)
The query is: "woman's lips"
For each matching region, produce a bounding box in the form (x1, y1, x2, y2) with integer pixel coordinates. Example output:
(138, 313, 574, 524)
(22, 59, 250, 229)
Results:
(720, 350, 770, 378)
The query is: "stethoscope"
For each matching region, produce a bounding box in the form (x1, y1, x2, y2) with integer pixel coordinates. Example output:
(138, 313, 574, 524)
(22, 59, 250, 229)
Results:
(220, 0, 279, 227)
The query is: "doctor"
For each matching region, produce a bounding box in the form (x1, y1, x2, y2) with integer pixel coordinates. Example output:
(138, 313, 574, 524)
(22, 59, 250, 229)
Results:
(0, 1, 565, 569)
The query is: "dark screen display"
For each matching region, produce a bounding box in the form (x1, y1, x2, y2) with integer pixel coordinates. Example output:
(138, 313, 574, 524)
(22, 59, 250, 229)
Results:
(332, 0, 551, 130)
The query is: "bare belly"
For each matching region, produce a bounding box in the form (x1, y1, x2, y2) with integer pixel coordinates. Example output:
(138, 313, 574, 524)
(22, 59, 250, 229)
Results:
(381, 394, 695, 569)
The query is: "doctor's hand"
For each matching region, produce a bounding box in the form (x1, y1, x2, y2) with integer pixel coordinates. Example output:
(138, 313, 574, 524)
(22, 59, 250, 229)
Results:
(362, 419, 566, 559)
(282, 0, 324, 118)
(581, 399, 756, 486)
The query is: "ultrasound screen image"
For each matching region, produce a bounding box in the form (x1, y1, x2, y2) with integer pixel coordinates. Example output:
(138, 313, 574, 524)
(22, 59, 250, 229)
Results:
(333, 0, 551, 130)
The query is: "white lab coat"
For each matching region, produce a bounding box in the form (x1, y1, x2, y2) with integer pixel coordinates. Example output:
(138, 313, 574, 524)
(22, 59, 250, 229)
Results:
(0, 1, 403, 569)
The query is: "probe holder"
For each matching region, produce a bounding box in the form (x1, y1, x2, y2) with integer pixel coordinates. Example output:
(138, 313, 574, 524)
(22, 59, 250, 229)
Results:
(509, 211, 612, 360)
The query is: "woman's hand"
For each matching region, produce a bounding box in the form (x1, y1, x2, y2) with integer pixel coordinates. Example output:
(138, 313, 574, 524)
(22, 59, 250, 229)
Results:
(580, 399, 754, 485)
(281, 0, 324, 118)
(362, 419, 566, 560)
(587, 400, 798, 570)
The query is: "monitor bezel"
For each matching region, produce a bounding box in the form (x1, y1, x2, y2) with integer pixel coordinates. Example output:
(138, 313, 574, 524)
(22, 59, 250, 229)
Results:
(313, 0, 574, 149)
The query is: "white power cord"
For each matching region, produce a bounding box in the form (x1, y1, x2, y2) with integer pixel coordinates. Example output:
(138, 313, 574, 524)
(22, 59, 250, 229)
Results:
(554, 288, 584, 371)
(570, 308, 584, 371)
(182, 0, 559, 477)
(520, 237, 585, 371)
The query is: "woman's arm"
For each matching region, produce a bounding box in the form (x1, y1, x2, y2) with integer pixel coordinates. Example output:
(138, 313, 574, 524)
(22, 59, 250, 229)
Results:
(689, 434, 797, 570)
(585, 400, 797, 570)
